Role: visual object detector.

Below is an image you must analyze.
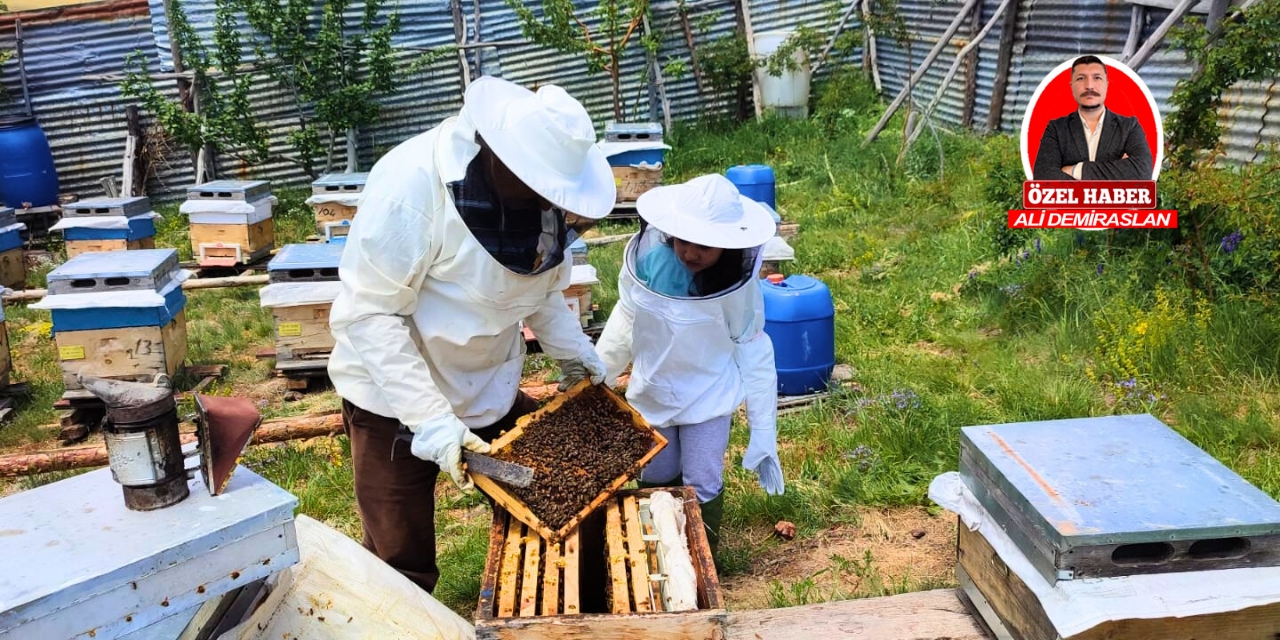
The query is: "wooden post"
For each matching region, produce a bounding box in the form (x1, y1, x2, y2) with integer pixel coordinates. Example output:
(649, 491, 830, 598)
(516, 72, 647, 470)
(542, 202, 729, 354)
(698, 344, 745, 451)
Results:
(1123, 5, 1145, 60)
(960, 1, 981, 128)
(123, 106, 144, 197)
(679, 2, 706, 96)
(862, 0, 881, 93)
(864, 0, 981, 144)
(984, 0, 1021, 133)
(472, 0, 483, 74)
(811, 0, 860, 76)
(739, 0, 763, 121)
(643, 15, 673, 135)
(905, 0, 1013, 148)
(1125, 0, 1197, 71)
(451, 0, 472, 91)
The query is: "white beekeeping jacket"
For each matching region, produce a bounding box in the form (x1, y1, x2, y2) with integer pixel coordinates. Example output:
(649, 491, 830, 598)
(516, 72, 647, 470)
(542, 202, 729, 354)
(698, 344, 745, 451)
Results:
(327, 116, 596, 430)
(596, 226, 777, 431)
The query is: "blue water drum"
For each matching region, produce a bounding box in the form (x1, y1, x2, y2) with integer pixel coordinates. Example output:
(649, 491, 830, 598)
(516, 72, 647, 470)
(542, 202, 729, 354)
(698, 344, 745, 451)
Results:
(761, 273, 835, 395)
(0, 115, 59, 208)
(726, 164, 775, 210)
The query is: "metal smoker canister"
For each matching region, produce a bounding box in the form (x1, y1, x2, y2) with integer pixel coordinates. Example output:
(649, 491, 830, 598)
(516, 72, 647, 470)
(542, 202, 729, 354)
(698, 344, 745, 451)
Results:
(85, 376, 190, 510)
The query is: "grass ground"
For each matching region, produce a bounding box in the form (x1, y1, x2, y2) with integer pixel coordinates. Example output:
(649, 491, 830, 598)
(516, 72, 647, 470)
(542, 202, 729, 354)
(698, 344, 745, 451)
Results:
(1, 72, 1277, 619)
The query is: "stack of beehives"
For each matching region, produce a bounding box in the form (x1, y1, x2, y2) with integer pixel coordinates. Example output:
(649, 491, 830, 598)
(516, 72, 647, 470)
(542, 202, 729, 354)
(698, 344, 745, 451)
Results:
(34, 249, 188, 403)
(52, 196, 159, 259)
(181, 180, 276, 267)
(306, 173, 367, 243)
(260, 242, 344, 390)
(0, 207, 26, 289)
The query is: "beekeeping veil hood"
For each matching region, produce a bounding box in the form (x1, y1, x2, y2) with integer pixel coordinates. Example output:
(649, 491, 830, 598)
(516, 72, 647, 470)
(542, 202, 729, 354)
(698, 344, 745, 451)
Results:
(461, 77, 617, 220)
(627, 174, 777, 299)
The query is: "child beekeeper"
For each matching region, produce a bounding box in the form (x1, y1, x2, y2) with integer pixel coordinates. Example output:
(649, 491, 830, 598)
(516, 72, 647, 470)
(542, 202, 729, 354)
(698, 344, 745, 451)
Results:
(594, 174, 785, 555)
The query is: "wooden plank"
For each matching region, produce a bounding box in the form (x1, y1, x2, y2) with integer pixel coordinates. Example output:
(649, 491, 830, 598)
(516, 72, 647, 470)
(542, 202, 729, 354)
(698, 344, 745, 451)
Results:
(519, 529, 541, 617)
(622, 496, 653, 612)
(164, 311, 188, 379)
(0, 248, 25, 290)
(673, 486, 722, 610)
(959, 522, 1280, 640)
(64, 238, 154, 259)
(497, 516, 523, 618)
(541, 538, 560, 616)
(477, 510, 510, 621)
(984, 0, 1021, 133)
(477, 610, 728, 640)
(725, 589, 986, 640)
(562, 528, 580, 615)
(605, 501, 631, 614)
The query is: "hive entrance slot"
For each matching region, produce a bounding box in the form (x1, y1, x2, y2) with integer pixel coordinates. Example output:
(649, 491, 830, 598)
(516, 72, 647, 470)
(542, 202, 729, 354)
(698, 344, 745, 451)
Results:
(287, 269, 316, 280)
(105, 277, 130, 287)
(1188, 537, 1249, 560)
(70, 279, 97, 288)
(1111, 542, 1174, 566)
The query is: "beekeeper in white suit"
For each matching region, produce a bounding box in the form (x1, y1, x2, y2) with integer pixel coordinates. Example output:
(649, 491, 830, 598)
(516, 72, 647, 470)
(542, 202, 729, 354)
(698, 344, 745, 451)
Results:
(328, 76, 612, 594)
(595, 174, 785, 558)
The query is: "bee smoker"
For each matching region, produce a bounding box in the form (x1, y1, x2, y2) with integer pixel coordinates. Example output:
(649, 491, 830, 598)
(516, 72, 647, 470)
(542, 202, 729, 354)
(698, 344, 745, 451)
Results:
(81, 375, 263, 511)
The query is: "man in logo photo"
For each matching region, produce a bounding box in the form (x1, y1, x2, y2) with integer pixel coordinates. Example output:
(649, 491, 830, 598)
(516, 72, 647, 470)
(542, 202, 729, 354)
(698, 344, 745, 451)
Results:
(1032, 55, 1153, 181)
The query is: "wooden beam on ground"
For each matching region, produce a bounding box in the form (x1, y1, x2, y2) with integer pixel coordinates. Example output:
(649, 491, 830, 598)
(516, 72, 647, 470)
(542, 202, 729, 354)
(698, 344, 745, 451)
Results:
(4, 274, 269, 303)
(0, 412, 341, 477)
(724, 589, 988, 639)
(865, 0, 982, 144)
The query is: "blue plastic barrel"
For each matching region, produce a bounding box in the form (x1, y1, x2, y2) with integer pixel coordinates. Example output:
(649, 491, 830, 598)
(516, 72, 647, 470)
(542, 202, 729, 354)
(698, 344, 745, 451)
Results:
(726, 164, 775, 210)
(761, 273, 835, 395)
(0, 116, 59, 208)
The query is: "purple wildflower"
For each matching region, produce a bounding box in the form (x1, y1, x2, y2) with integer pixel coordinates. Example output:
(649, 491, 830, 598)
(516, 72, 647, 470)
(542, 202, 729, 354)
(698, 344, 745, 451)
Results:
(969, 270, 977, 280)
(1035, 238, 1042, 253)
(1022, 250, 1031, 260)
(1096, 263, 1104, 275)
(1220, 230, 1243, 253)
(889, 389, 921, 410)
(1119, 377, 1137, 389)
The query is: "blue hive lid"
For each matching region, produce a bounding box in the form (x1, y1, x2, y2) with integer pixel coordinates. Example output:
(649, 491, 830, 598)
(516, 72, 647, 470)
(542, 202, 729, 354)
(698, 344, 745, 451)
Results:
(268, 243, 345, 271)
(569, 238, 587, 254)
(0, 207, 15, 228)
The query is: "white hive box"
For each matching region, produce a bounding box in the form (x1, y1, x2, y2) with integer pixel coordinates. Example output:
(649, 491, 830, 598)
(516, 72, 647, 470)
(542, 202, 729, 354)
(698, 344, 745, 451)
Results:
(0, 466, 298, 640)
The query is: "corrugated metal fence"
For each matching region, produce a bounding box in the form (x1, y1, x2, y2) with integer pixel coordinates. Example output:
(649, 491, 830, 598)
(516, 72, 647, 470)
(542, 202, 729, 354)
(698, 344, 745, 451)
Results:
(0, 0, 1276, 201)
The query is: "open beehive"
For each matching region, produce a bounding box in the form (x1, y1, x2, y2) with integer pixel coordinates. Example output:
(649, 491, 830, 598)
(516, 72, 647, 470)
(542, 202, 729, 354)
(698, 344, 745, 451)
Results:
(476, 486, 725, 640)
(475, 381, 666, 544)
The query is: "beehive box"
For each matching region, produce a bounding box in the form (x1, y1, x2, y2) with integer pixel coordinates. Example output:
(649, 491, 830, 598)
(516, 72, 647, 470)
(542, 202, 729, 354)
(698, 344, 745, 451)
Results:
(565, 264, 599, 328)
(182, 181, 275, 267)
(0, 207, 26, 289)
(309, 173, 366, 237)
(261, 243, 343, 363)
(960, 414, 1280, 585)
(57, 197, 160, 259)
(476, 486, 725, 640)
(612, 165, 664, 203)
(0, 465, 298, 640)
(474, 381, 667, 544)
(35, 249, 188, 392)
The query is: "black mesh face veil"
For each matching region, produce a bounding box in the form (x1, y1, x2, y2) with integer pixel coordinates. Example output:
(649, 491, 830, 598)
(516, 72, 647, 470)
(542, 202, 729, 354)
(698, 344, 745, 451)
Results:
(628, 219, 761, 301)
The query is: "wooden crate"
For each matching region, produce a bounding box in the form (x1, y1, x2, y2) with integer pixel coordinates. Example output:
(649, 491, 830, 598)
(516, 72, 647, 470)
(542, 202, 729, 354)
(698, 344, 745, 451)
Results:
(612, 165, 663, 203)
(55, 311, 188, 391)
(472, 381, 668, 543)
(65, 237, 156, 259)
(476, 486, 726, 640)
(273, 302, 335, 360)
(0, 247, 26, 289)
(312, 202, 357, 235)
(957, 522, 1280, 639)
(191, 219, 275, 265)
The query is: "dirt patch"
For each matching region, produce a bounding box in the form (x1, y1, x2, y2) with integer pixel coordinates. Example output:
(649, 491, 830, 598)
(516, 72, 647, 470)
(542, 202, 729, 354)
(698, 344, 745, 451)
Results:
(912, 341, 957, 359)
(721, 507, 956, 610)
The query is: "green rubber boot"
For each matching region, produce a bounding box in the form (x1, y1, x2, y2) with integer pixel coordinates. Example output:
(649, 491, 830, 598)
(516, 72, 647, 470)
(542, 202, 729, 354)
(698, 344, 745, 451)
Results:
(699, 493, 724, 559)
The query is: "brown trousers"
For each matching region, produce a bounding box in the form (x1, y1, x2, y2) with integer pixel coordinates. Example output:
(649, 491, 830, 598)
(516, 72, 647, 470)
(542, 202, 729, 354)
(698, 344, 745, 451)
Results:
(342, 392, 539, 593)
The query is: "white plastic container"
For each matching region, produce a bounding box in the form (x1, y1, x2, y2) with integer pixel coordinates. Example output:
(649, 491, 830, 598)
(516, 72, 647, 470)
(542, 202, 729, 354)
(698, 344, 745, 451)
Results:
(753, 30, 812, 118)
